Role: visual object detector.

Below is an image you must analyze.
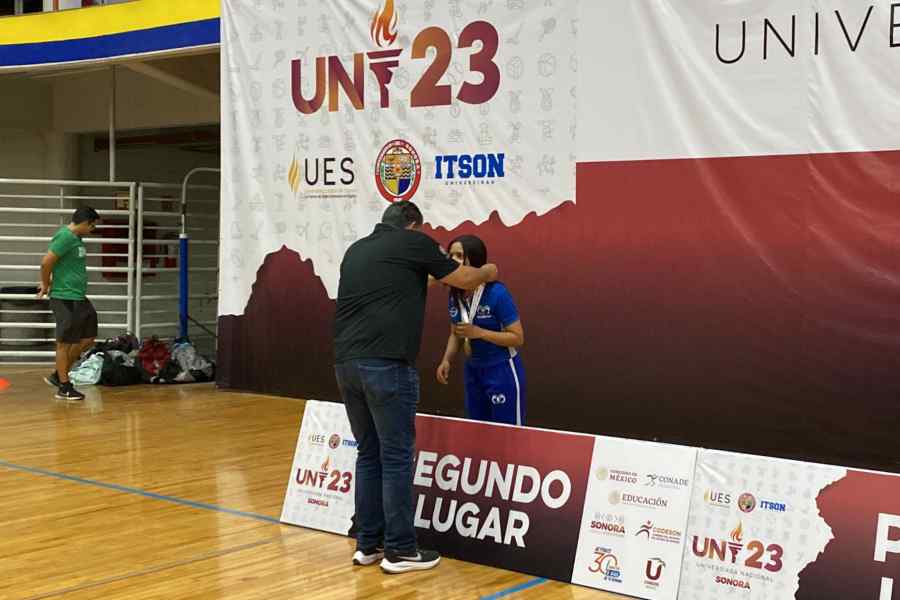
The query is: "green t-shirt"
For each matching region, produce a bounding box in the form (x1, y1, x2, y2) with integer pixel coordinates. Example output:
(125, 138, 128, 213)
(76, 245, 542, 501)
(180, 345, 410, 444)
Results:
(48, 226, 88, 300)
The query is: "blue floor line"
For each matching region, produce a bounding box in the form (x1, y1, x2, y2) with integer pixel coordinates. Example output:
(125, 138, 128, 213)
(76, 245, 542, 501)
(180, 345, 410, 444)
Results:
(0, 459, 282, 524)
(2, 459, 555, 598)
(481, 577, 548, 599)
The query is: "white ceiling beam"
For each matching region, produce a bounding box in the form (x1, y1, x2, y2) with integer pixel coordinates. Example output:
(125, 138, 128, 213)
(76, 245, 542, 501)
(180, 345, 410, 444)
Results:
(123, 61, 219, 103)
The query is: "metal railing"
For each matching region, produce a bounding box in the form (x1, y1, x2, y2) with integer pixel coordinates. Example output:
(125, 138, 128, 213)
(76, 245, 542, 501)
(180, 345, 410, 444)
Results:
(0, 177, 220, 364)
(136, 181, 219, 359)
(0, 178, 135, 362)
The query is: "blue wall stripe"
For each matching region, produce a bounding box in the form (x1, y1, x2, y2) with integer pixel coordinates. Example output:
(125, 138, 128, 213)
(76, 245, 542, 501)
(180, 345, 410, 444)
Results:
(0, 459, 281, 524)
(481, 577, 548, 599)
(0, 18, 220, 67)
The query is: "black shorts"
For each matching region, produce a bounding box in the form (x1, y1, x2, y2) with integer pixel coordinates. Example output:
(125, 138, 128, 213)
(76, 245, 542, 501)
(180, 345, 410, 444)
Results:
(49, 298, 98, 344)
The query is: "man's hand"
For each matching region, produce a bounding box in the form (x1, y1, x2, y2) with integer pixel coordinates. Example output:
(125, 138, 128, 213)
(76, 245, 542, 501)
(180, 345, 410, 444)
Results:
(481, 263, 499, 282)
(439, 263, 499, 291)
(39, 252, 58, 300)
(453, 323, 485, 340)
(436, 360, 451, 385)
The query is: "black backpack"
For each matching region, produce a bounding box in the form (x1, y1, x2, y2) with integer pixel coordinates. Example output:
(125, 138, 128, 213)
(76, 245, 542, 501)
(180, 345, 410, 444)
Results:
(100, 353, 142, 387)
(94, 334, 140, 355)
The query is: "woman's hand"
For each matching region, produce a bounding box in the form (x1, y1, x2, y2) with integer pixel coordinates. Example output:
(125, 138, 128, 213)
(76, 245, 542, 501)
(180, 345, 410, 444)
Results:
(436, 360, 451, 385)
(453, 323, 484, 340)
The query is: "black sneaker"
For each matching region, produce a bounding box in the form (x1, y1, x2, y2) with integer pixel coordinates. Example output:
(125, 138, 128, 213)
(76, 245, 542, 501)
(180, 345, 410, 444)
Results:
(352, 545, 384, 566)
(380, 549, 441, 574)
(55, 383, 85, 401)
(44, 371, 61, 389)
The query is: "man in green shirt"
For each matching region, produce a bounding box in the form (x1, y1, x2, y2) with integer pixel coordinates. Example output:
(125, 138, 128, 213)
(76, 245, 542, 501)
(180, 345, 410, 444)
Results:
(38, 207, 100, 401)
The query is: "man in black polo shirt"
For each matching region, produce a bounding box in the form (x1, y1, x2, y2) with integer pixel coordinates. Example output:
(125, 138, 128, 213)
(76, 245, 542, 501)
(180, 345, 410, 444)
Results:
(335, 201, 498, 574)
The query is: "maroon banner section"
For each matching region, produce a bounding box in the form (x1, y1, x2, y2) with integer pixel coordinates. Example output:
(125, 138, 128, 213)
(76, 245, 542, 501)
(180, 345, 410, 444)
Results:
(218, 247, 338, 401)
(411, 416, 595, 582)
(219, 150, 900, 471)
(798, 470, 900, 599)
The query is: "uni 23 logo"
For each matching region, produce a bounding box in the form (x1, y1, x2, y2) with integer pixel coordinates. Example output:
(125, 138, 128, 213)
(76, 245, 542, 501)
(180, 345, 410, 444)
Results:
(295, 456, 353, 494)
(292, 0, 501, 114)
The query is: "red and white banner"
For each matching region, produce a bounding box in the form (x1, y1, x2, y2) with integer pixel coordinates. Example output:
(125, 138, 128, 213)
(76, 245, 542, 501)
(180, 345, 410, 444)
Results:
(221, 0, 576, 307)
(280, 400, 356, 533)
(283, 401, 696, 599)
(284, 403, 900, 599)
(411, 415, 597, 583)
(682, 450, 900, 600)
(220, 0, 900, 478)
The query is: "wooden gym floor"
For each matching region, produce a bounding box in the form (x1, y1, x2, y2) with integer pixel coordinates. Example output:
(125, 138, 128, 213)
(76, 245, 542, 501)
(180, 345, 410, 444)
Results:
(0, 367, 621, 600)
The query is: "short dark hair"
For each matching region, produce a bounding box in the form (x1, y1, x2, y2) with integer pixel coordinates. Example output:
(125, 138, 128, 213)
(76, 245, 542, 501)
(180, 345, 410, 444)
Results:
(448, 234, 488, 268)
(381, 201, 423, 229)
(72, 206, 100, 224)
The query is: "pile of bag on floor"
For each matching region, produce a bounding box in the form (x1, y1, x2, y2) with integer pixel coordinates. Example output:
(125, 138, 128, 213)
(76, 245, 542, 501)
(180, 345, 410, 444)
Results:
(69, 334, 215, 387)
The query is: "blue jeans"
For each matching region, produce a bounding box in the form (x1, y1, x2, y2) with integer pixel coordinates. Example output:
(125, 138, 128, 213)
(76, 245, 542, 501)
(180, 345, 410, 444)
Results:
(334, 359, 419, 554)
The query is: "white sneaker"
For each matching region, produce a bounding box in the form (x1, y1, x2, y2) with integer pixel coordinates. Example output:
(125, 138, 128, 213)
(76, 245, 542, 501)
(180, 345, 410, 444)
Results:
(352, 547, 385, 566)
(380, 549, 441, 574)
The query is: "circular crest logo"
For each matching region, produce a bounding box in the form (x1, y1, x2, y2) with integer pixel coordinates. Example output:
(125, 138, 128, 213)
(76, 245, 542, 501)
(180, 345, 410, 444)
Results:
(374, 139, 422, 203)
(328, 434, 341, 450)
(738, 492, 757, 513)
(595, 467, 609, 481)
(608, 490, 622, 505)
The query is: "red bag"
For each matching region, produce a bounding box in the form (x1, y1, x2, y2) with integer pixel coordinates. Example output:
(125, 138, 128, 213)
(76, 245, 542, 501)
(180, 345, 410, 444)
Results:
(138, 338, 171, 377)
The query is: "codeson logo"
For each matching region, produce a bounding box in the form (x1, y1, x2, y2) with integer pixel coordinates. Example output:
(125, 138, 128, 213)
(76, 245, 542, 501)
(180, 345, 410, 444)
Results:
(434, 153, 505, 185)
(635, 521, 683, 544)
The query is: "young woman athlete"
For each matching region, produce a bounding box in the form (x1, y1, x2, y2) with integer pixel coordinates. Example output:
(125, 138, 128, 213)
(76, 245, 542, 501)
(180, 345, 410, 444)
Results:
(436, 235, 526, 425)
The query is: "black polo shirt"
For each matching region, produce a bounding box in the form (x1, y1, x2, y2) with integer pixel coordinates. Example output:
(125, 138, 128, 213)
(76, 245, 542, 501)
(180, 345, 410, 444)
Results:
(334, 223, 460, 364)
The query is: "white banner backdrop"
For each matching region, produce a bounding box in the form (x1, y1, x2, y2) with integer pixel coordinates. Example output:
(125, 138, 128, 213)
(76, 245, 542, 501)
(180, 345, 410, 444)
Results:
(679, 450, 844, 599)
(577, 0, 900, 162)
(280, 400, 356, 534)
(570, 437, 696, 600)
(221, 0, 577, 311)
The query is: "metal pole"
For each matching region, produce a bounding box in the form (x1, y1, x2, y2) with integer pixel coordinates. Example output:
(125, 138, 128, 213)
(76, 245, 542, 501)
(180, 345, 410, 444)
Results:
(126, 182, 136, 334)
(135, 184, 144, 339)
(179, 168, 220, 340)
(109, 66, 116, 183)
(179, 236, 189, 339)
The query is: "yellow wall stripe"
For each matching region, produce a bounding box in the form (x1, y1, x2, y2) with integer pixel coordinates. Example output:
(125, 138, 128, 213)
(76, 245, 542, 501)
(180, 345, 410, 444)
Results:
(0, 0, 220, 46)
